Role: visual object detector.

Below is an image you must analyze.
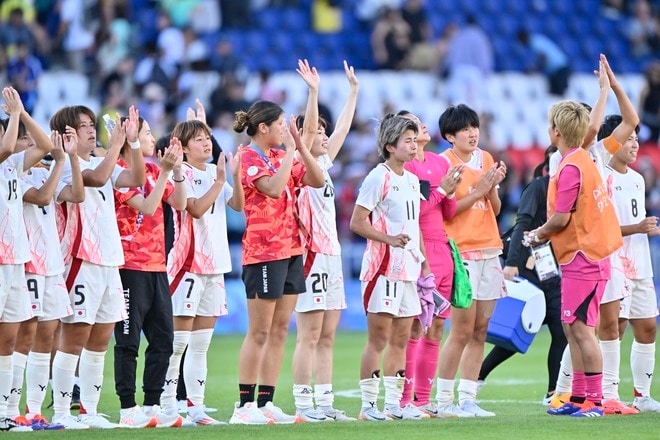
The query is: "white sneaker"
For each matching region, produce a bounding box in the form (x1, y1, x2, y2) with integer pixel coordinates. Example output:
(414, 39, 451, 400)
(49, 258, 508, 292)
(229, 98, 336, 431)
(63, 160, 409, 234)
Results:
(143, 405, 184, 428)
(294, 407, 328, 423)
(260, 402, 296, 424)
(633, 396, 660, 413)
(358, 406, 389, 421)
(119, 406, 157, 428)
(186, 408, 226, 426)
(459, 400, 495, 417)
(542, 393, 553, 406)
(229, 402, 274, 425)
(383, 403, 425, 421)
(436, 403, 475, 418)
(77, 413, 120, 429)
(177, 399, 217, 414)
(0, 417, 33, 432)
(417, 402, 439, 418)
(321, 407, 357, 422)
(52, 414, 90, 430)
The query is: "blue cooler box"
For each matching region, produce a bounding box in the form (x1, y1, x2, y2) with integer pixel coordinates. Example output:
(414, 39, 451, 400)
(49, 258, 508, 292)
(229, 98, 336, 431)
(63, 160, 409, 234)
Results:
(486, 277, 546, 353)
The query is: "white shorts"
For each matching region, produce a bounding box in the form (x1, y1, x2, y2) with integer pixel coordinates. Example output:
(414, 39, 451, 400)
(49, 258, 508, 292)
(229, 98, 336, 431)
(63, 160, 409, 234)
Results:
(619, 278, 659, 320)
(171, 272, 228, 317)
(601, 267, 632, 304)
(464, 257, 507, 301)
(26, 273, 73, 321)
(61, 260, 127, 324)
(296, 253, 347, 313)
(361, 275, 421, 317)
(0, 264, 32, 323)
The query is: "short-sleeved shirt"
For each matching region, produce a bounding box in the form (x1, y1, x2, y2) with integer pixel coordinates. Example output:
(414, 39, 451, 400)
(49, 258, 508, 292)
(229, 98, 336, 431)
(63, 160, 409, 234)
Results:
(60, 155, 125, 266)
(115, 160, 175, 272)
(167, 162, 233, 277)
(0, 152, 30, 264)
(240, 145, 307, 265)
(356, 163, 422, 282)
(22, 167, 66, 276)
(296, 154, 340, 255)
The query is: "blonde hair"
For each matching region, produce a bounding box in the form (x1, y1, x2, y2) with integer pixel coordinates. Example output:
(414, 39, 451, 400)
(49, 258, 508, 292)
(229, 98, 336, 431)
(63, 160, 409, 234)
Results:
(548, 100, 590, 148)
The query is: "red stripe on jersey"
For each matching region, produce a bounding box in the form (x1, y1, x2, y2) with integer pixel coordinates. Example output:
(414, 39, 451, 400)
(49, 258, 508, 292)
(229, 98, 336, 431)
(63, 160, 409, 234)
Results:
(170, 269, 185, 296)
(362, 246, 390, 313)
(65, 257, 83, 292)
(303, 250, 317, 278)
(69, 205, 83, 259)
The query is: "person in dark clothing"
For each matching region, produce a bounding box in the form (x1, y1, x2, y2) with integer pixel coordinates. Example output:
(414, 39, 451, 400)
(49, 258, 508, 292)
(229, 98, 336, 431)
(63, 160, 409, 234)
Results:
(478, 146, 567, 404)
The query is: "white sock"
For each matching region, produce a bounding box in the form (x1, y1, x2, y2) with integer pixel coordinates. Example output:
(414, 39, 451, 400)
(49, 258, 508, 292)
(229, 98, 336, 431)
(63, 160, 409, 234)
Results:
(7, 352, 27, 418)
(435, 378, 455, 406)
(79, 349, 105, 415)
(183, 329, 213, 408)
(555, 346, 573, 394)
(383, 375, 404, 407)
(293, 384, 313, 411)
(161, 331, 190, 412)
(52, 351, 78, 417)
(631, 340, 655, 397)
(0, 355, 14, 418)
(457, 379, 478, 405)
(25, 351, 51, 416)
(600, 339, 621, 401)
(359, 377, 380, 409)
(314, 383, 334, 409)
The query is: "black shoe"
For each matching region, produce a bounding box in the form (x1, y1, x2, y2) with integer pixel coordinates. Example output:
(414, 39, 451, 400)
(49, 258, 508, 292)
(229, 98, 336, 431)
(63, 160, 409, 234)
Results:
(71, 384, 80, 410)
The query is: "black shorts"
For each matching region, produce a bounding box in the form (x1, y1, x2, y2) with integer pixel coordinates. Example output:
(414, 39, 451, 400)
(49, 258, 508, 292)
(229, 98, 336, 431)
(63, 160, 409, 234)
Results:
(242, 255, 306, 300)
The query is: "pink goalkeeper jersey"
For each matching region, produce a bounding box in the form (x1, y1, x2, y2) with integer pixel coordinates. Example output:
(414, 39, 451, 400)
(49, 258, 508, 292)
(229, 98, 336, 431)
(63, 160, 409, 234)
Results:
(60, 155, 125, 266)
(21, 167, 67, 276)
(0, 152, 30, 264)
(356, 163, 422, 282)
(167, 162, 233, 278)
(296, 154, 340, 255)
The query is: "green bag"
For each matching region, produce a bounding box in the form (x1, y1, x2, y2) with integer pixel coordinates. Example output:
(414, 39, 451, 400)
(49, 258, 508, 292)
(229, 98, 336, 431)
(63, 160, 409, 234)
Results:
(448, 238, 473, 309)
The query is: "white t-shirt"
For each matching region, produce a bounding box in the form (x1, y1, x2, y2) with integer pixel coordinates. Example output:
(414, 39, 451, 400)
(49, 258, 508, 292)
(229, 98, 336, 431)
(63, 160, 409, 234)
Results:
(604, 165, 653, 279)
(356, 163, 423, 282)
(21, 167, 67, 276)
(60, 156, 125, 266)
(167, 162, 233, 277)
(296, 154, 340, 255)
(0, 152, 30, 264)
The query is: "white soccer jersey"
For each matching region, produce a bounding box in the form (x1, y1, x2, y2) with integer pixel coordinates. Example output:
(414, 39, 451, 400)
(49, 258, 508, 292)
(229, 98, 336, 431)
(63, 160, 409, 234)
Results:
(296, 154, 340, 255)
(549, 137, 618, 178)
(167, 162, 233, 277)
(60, 155, 125, 266)
(605, 165, 652, 279)
(21, 167, 67, 276)
(356, 163, 423, 282)
(0, 152, 30, 264)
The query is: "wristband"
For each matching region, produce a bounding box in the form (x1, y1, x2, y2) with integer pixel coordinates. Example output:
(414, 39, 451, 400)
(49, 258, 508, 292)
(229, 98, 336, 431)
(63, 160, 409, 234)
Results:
(128, 140, 141, 150)
(172, 176, 185, 183)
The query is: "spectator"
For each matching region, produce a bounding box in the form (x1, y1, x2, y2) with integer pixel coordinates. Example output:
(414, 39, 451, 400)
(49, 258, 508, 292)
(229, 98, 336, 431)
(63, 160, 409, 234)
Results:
(370, 7, 412, 70)
(626, 0, 659, 58)
(209, 38, 248, 85)
(444, 16, 493, 112)
(56, 0, 95, 73)
(401, 0, 436, 71)
(0, 7, 36, 57)
(155, 10, 185, 73)
(6, 40, 42, 114)
(639, 61, 660, 144)
(517, 28, 571, 96)
(176, 40, 220, 120)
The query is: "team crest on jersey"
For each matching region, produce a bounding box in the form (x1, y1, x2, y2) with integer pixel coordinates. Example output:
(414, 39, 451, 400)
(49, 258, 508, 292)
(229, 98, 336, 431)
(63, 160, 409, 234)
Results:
(247, 165, 258, 177)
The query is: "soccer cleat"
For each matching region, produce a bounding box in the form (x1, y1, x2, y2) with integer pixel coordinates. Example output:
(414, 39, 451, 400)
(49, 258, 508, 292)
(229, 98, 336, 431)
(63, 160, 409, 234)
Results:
(186, 410, 226, 426)
(71, 384, 81, 410)
(549, 393, 570, 408)
(229, 402, 275, 425)
(0, 417, 32, 432)
(358, 406, 390, 421)
(633, 396, 660, 413)
(119, 406, 158, 428)
(542, 393, 553, 406)
(459, 400, 495, 417)
(321, 408, 357, 422)
(28, 414, 65, 431)
(382, 403, 425, 421)
(602, 399, 638, 415)
(436, 403, 475, 418)
(417, 402, 440, 418)
(403, 403, 430, 419)
(547, 402, 583, 416)
(294, 407, 329, 423)
(143, 405, 184, 428)
(260, 402, 296, 424)
(570, 401, 604, 417)
(51, 414, 90, 430)
(77, 413, 120, 429)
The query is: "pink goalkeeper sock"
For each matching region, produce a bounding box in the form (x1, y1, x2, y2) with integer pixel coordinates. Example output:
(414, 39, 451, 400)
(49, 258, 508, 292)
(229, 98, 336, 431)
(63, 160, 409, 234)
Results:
(585, 373, 603, 404)
(401, 338, 420, 406)
(572, 371, 586, 399)
(413, 338, 440, 405)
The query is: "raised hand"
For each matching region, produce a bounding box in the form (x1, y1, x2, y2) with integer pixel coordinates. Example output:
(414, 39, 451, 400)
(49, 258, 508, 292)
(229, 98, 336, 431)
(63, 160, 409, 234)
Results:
(216, 152, 227, 184)
(440, 164, 465, 195)
(343, 60, 359, 90)
(2, 87, 24, 116)
(288, 114, 307, 152)
(296, 59, 320, 90)
(169, 137, 184, 170)
(125, 105, 139, 143)
(493, 161, 507, 186)
(594, 55, 610, 90)
(228, 148, 241, 178)
(600, 53, 619, 89)
(281, 117, 296, 152)
(476, 166, 497, 196)
(109, 113, 126, 149)
(158, 142, 180, 172)
(50, 130, 65, 161)
(63, 125, 79, 156)
(186, 99, 207, 123)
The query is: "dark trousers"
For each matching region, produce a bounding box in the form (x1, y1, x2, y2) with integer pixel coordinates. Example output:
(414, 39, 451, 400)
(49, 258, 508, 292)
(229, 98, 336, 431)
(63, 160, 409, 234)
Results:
(114, 269, 174, 408)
